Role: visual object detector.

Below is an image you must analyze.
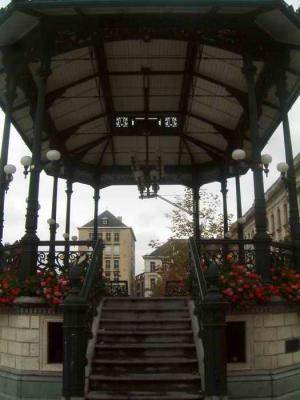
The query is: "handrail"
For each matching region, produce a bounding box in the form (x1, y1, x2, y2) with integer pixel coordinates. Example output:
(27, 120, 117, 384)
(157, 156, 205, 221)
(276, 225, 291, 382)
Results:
(188, 237, 207, 302)
(80, 238, 104, 299)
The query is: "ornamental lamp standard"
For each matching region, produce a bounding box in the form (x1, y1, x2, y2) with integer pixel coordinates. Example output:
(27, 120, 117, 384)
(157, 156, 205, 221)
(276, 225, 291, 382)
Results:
(277, 162, 289, 190)
(46, 149, 61, 266)
(237, 216, 246, 225)
(3, 164, 16, 192)
(20, 155, 32, 178)
(231, 148, 272, 177)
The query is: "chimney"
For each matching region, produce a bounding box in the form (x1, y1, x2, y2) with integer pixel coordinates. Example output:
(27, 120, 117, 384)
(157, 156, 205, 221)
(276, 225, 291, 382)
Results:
(117, 216, 122, 222)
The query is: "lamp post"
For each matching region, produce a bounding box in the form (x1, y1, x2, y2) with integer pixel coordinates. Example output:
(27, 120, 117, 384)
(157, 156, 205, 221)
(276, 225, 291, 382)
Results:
(93, 184, 100, 245)
(235, 174, 245, 262)
(0, 74, 16, 248)
(47, 149, 61, 266)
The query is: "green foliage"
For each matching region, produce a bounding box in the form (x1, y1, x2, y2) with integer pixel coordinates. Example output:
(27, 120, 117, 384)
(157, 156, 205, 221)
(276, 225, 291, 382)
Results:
(167, 187, 232, 239)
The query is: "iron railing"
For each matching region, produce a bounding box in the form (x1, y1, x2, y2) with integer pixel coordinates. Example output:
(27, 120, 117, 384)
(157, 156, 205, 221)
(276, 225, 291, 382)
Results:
(0, 240, 94, 273)
(62, 238, 104, 399)
(105, 280, 128, 296)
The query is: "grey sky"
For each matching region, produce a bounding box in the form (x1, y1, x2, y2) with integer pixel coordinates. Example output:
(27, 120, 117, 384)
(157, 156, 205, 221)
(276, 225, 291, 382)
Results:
(0, 0, 299, 273)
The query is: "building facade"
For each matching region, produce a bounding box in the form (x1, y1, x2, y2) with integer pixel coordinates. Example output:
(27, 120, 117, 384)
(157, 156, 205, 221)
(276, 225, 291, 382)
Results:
(78, 211, 136, 295)
(231, 153, 300, 241)
(137, 239, 187, 297)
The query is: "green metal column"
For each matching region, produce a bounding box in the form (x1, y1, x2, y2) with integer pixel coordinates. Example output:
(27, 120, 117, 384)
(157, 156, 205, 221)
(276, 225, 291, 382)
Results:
(192, 182, 200, 243)
(0, 74, 16, 247)
(64, 175, 73, 269)
(202, 262, 228, 397)
(48, 164, 59, 266)
(93, 185, 100, 244)
(220, 178, 229, 236)
(20, 49, 51, 280)
(243, 55, 270, 281)
(277, 77, 300, 270)
(235, 174, 245, 262)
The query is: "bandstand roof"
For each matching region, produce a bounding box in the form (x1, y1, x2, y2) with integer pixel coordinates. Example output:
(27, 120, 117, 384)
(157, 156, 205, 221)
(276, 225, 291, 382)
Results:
(0, 0, 299, 188)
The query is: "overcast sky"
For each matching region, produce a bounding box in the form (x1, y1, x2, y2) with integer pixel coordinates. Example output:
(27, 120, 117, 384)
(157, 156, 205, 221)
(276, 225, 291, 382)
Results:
(0, 0, 299, 274)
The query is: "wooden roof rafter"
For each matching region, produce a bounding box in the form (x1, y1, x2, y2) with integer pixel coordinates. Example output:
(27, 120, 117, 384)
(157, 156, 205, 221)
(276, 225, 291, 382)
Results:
(69, 135, 110, 161)
(183, 134, 226, 164)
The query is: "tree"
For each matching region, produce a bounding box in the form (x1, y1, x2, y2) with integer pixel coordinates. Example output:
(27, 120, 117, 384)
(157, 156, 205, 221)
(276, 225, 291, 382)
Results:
(167, 187, 232, 239)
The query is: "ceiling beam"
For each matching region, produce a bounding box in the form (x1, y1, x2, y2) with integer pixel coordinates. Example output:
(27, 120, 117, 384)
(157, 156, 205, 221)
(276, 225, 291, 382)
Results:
(96, 138, 111, 169)
(183, 134, 226, 163)
(70, 135, 110, 160)
(93, 41, 116, 165)
(187, 112, 235, 142)
(182, 137, 195, 165)
(178, 41, 200, 166)
(56, 112, 107, 142)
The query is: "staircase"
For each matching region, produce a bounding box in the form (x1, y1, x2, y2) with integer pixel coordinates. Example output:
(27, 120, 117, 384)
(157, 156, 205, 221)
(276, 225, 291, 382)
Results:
(85, 297, 203, 400)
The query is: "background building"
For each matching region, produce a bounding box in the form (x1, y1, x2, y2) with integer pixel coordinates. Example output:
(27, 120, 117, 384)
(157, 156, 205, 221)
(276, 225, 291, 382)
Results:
(78, 211, 136, 294)
(231, 152, 300, 241)
(137, 239, 188, 297)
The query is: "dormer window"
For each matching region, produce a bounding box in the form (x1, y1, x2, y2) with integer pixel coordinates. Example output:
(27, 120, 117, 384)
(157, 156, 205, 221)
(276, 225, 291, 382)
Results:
(102, 218, 108, 225)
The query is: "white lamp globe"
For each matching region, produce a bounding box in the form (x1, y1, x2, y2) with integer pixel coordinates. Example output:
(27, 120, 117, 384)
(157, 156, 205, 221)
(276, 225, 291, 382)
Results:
(46, 149, 61, 162)
(261, 154, 272, 165)
(63, 233, 69, 240)
(20, 155, 32, 167)
(47, 218, 56, 225)
(232, 149, 246, 161)
(225, 232, 232, 239)
(56, 223, 60, 229)
(277, 162, 289, 173)
(4, 164, 16, 175)
(237, 216, 246, 224)
(150, 169, 159, 180)
(71, 235, 78, 241)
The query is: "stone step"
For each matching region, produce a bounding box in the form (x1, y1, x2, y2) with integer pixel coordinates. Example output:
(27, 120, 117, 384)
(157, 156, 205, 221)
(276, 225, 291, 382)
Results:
(103, 297, 188, 309)
(89, 373, 202, 392)
(100, 318, 191, 331)
(101, 308, 189, 320)
(94, 343, 197, 360)
(86, 390, 203, 399)
(97, 330, 194, 344)
(92, 357, 198, 374)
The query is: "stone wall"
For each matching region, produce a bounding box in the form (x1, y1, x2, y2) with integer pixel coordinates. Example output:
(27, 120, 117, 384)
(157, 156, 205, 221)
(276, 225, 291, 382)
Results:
(0, 307, 62, 400)
(227, 304, 300, 399)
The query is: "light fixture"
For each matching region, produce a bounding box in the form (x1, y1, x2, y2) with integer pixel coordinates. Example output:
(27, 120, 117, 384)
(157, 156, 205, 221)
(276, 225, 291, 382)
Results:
(3, 164, 16, 192)
(47, 218, 56, 225)
(277, 162, 289, 190)
(225, 232, 232, 239)
(232, 149, 246, 161)
(261, 154, 272, 177)
(46, 149, 61, 162)
(232, 148, 272, 177)
(131, 153, 162, 199)
(237, 216, 246, 224)
(20, 155, 32, 178)
(63, 233, 69, 240)
(71, 235, 78, 241)
(55, 223, 59, 229)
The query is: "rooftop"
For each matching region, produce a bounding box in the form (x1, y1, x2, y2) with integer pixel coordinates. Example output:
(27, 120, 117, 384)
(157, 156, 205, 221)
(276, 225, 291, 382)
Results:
(0, 1, 299, 187)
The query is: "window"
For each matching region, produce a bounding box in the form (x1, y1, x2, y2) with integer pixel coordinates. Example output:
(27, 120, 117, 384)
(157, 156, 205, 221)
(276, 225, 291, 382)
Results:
(150, 278, 156, 290)
(271, 214, 275, 234)
(106, 232, 111, 242)
(113, 271, 120, 281)
(114, 232, 120, 242)
(105, 272, 110, 279)
(113, 245, 120, 256)
(98, 232, 102, 239)
(104, 245, 111, 255)
(284, 203, 288, 225)
(226, 321, 246, 363)
(114, 259, 119, 269)
(102, 218, 108, 225)
(48, 322, 63, 364)
(89, 232, 93, 240)
(277, 208, 282, 230)
(105, 259, 111, 270)
(150, 261, 156, 272)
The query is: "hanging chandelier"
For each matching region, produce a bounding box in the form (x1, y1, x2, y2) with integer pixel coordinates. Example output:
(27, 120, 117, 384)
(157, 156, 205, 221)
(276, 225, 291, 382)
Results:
(131, 153, 162, 199)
